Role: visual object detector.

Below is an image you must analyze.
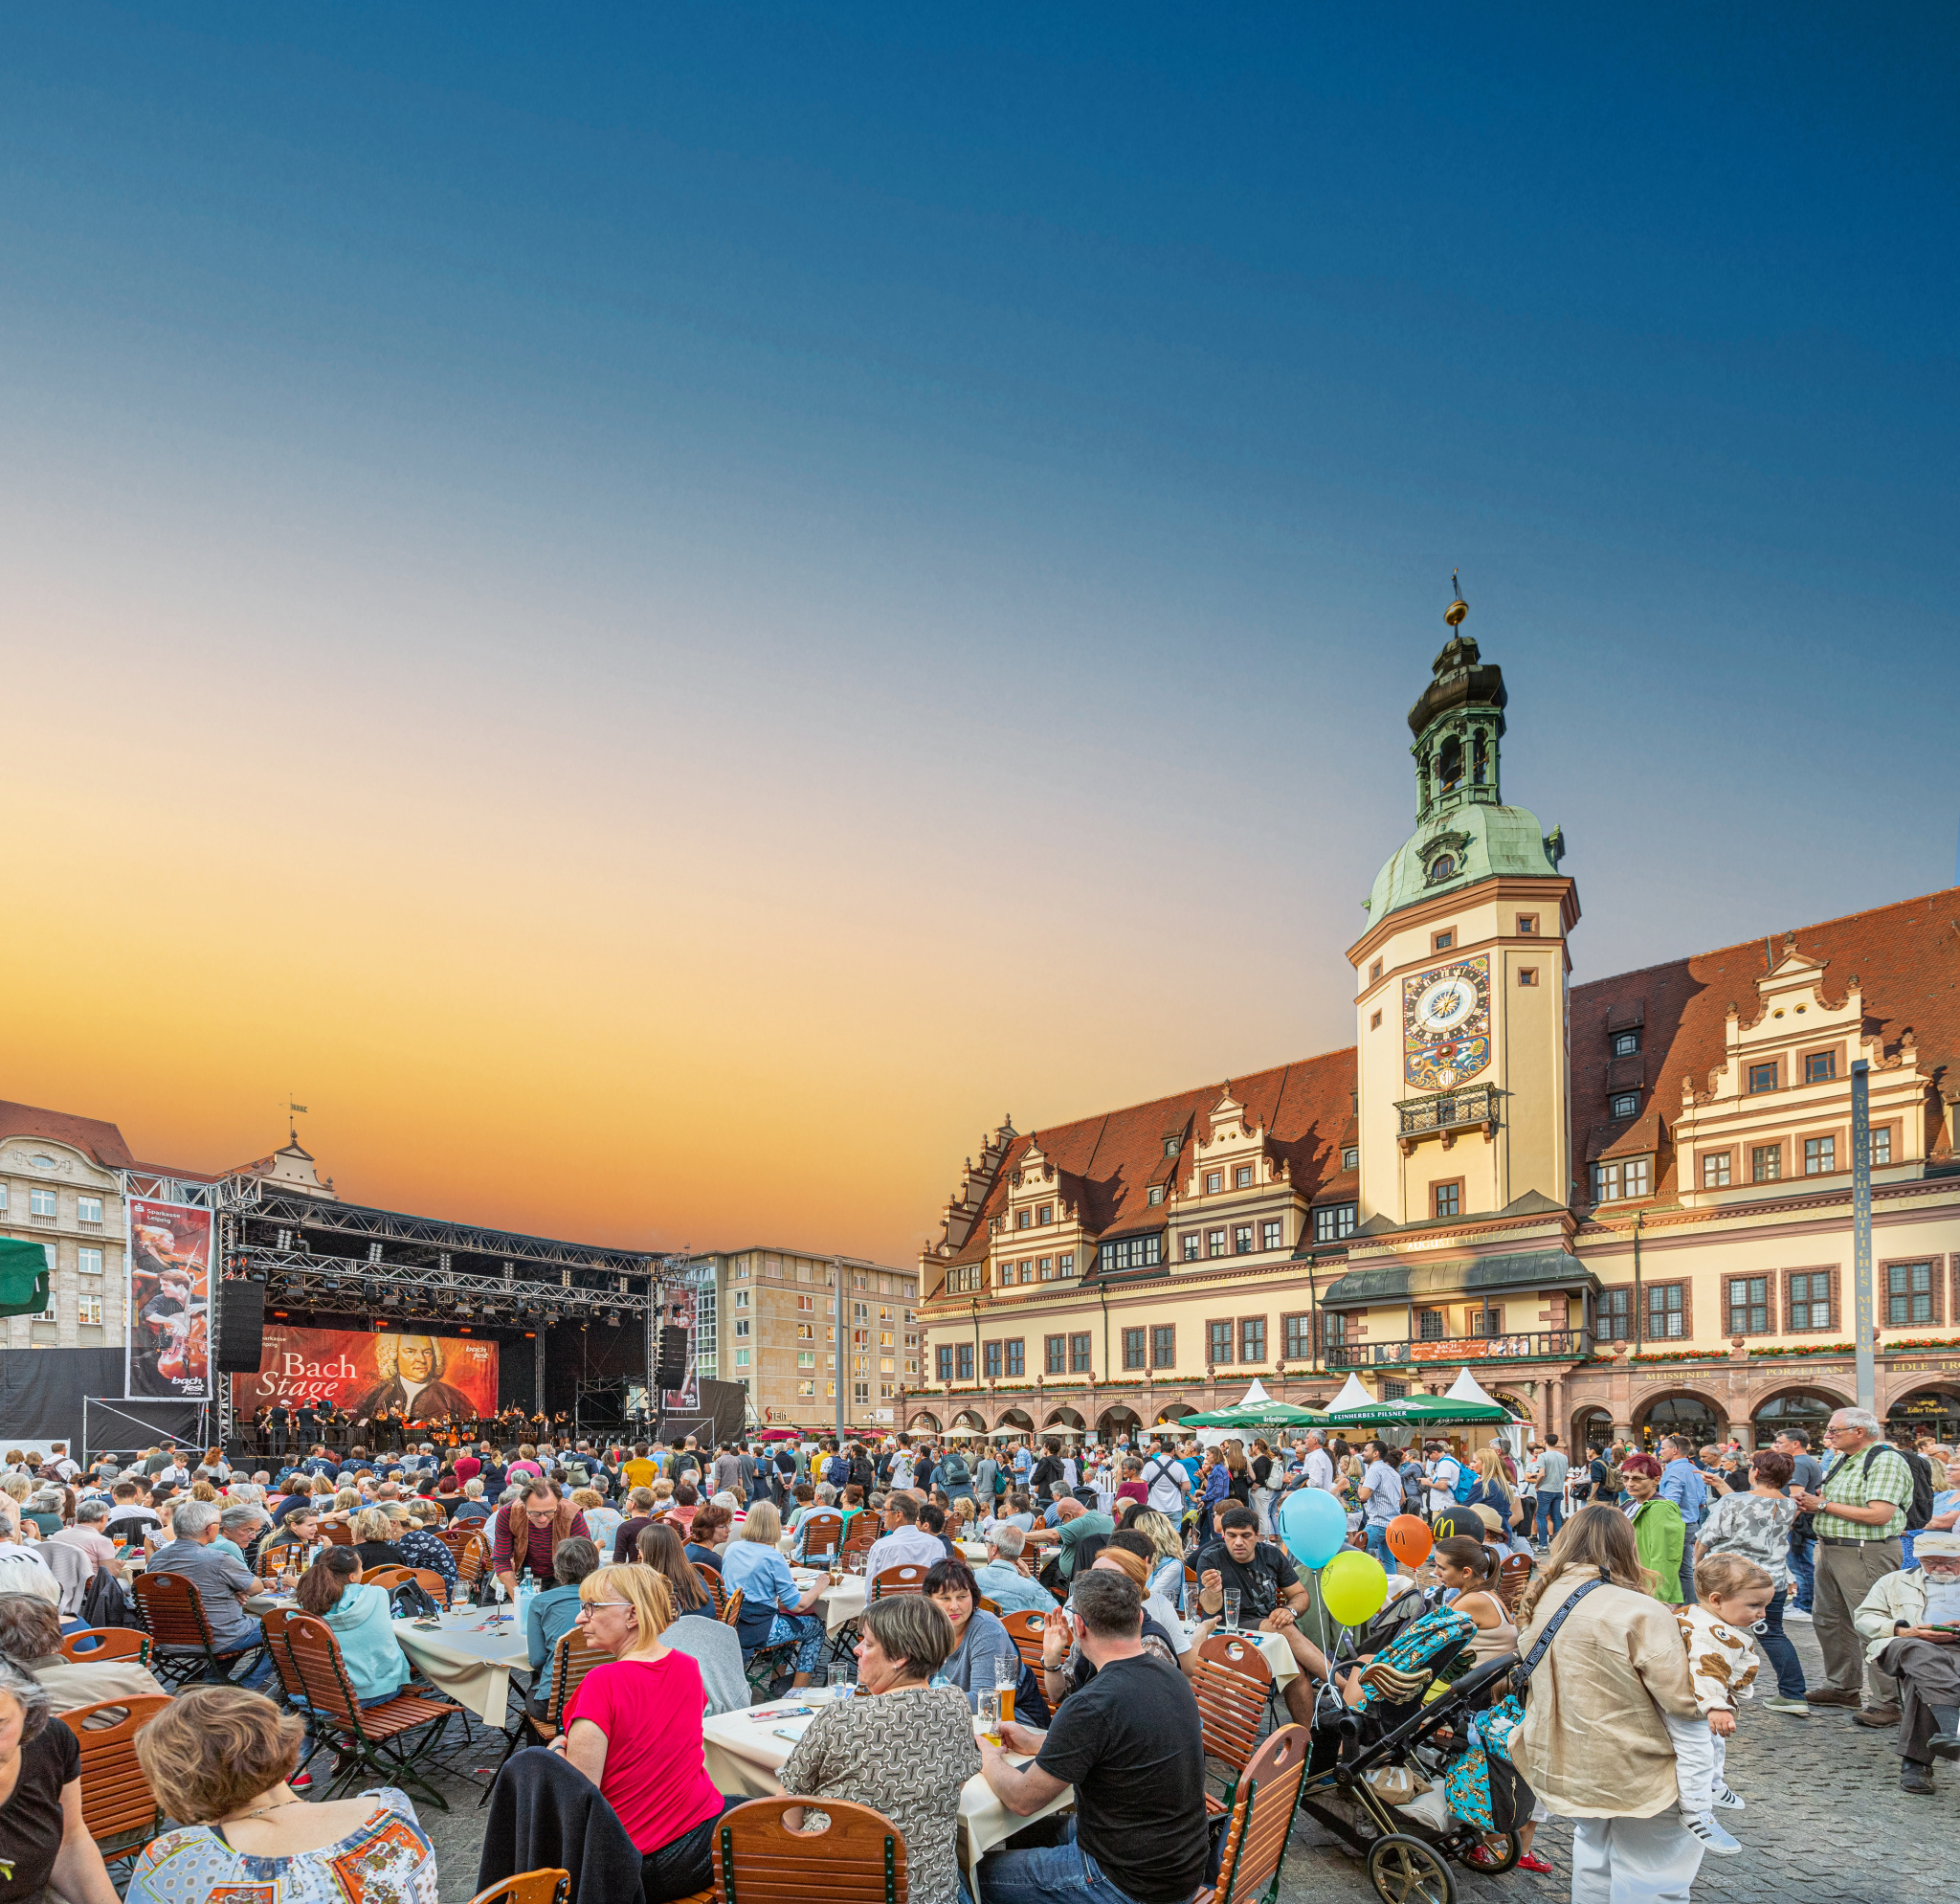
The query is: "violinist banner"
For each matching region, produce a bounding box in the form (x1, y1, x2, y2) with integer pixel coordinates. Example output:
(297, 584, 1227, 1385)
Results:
(126, 1198, 212, 1400)
(230, 1324, 500, 1424)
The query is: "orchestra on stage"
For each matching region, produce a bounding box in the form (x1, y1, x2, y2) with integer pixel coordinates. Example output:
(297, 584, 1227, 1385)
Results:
(241, 1400, 576, 1459)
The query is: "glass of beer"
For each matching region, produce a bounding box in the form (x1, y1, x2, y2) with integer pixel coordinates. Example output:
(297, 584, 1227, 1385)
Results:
(979, 1687, 1003, 1745)
(993, 1654, 1016, 1727)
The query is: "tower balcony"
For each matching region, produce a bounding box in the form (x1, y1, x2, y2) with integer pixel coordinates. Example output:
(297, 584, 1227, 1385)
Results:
(1396, 1084, 1501, 1152)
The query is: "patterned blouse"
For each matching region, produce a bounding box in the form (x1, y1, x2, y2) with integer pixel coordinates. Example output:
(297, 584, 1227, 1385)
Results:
(394, 1527, 459, 1594)
(779, 1686, 981, 1904)
(124, 1786, 438, 1904)
(1694, 1491, 1797, 1587)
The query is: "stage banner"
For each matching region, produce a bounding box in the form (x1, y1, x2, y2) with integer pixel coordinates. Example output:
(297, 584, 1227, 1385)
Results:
(230, 1325, 500, 1426)
(660, 1283, 699, 1412)
(126, 1198, 212, 1400)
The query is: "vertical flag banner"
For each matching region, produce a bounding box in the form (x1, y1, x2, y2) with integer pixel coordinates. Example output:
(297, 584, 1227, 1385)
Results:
(126, 1198, 212, 1399)
(662, 1282, 699, 1411)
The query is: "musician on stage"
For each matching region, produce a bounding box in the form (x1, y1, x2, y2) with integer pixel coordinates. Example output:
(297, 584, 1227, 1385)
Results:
(265, 1400, 290, 1462)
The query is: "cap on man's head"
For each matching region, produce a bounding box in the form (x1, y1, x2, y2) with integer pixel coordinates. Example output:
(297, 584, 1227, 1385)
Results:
(1915, 1533, 1960, 1560)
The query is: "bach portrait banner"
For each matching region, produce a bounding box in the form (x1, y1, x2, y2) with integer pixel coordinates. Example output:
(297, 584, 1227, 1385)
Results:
(125, 1198, 212, 1400)
(231, 1325, 500, 1425)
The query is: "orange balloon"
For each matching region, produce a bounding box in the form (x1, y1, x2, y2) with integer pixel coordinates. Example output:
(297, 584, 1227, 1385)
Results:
(1386, 1513, 1433, 1566)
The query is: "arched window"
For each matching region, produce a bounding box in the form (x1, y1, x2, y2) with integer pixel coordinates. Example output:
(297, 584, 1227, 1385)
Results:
(1437, 734, 1463, 793)
(1637, 1394, 1726, 1450)
(1427, 853, 1457, 884)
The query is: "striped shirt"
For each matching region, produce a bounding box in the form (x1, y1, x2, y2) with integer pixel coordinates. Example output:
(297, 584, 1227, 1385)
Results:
(1816, 1443, 1912, 1541)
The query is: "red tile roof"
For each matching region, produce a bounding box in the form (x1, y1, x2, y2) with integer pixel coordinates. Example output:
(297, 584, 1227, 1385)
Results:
(934, 1048, 1360, 1274)
(0, 1099, 138, 1169)
(1571, 886, 1960, 1193)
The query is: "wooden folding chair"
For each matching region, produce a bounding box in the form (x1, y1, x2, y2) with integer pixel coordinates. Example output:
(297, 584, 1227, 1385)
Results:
(1193, 1724, 1310, 1904)
(1199, 1632, 1274, 1688)
(361, 1565, 414, 1595)
(458, 1534, 491, 1591)
(721, 1586, 745, 1627)
(712, 1796, 908, 1904)
(57, 1627, 150, 1667)
(323, 1519, 355, 1546)
(410, 1567, 451, 1601)
(465, 1870, 569, 1904)
(870, 1564, 929, 1601)
(1496, 1554, 1532, 1615)
(283, 1612, 463, 1810)
(978, 1596, 1002, 1616)
(59, 1694, 169, 1869)
(131, 1572, 265, 1690)
(999, 1609, 1049, 1677)
(698, 1564, 729, 1619)
(799, 1510, 844, 1562)
(479, 1625, 610, 1803)
(1194, 1657, 1269, 1813)
(840, 1515, 876, 1569)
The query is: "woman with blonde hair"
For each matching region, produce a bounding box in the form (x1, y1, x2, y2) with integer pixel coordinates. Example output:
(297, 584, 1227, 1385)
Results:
(559, 1564, 732, 1899)
(123, 1685, 436, 1901)
(719, 1500, 828, 1686)
(350, 1506, 408, 1572)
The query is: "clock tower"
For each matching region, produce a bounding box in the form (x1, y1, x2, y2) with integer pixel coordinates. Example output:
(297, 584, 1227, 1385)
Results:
(1348, 594, 1579, 1230)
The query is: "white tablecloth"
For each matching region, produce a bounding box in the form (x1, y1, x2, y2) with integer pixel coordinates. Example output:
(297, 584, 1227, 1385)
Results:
(791, 1567, 867, 1637)
(393, 1608, 531, 1723)
(1180, 1620, 1299, 1687)
(702, 1700, 1072, 1900)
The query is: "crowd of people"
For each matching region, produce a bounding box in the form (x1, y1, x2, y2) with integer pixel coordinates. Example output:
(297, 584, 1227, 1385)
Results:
(0, 1403, 1951, 1904)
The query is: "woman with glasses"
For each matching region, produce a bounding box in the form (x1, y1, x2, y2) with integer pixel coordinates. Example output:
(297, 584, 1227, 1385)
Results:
(557, 1563, 735, 1902)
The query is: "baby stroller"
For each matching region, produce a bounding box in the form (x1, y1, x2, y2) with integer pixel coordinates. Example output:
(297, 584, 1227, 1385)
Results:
(1294, 1601, 1529, 1904)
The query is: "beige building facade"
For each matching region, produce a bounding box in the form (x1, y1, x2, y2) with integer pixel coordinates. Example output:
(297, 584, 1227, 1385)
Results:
(911, 603, 1960, 1452)
(0, 1102, 140, 1353)
(706, 1245, 920, 1431)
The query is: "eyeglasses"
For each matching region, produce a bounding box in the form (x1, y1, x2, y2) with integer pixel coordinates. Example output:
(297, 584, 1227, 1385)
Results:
(575, 1602, 635, 1616)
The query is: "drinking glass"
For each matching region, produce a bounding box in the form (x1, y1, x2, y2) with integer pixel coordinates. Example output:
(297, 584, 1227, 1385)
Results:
(1223, 1589, 1241, 1630)
(993, 1653, 1016, 1727)
(979, 1688, 1003, 1743)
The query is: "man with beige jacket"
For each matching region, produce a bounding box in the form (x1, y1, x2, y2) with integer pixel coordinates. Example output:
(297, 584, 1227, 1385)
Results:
(1852, 1530, 1960, 1794)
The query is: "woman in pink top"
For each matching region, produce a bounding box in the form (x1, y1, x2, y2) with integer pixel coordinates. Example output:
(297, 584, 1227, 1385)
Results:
(559, 1563, 730, 1900)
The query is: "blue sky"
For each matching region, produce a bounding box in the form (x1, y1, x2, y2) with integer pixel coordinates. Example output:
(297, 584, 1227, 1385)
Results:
(2, 7, 1953, 1255)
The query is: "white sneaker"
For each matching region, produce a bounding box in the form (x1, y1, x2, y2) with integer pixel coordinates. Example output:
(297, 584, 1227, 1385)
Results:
(1682, 1811, 1742, 1855)
(1712, 1783, 1745, 1810)
(1785, 1607, 1813, 1621)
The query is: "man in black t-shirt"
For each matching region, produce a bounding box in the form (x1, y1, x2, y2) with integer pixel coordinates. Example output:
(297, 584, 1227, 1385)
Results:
(1193, 1504, 1324, 1726)
(979, 1568, 1209, 1904)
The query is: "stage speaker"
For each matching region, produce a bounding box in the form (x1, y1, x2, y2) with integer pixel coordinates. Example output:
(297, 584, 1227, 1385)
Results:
(214, 1279, 267, 1374)
(655, 1325, 688, 1390)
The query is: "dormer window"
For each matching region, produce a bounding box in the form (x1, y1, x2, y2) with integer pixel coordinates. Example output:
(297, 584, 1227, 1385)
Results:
(1036, 1204, 1053, 1225)
(1014, 1209, 1032, 1230)
(1427, 853, 1457, 883)
(1235, 1165, 1254, 1189)
(1162, 1135, 1180, 1158)
(1147, 1185, 1164, 1205)
(1611, 1092, 1639, 1120)
(1613, 1031, 1639, 1057)
(1343, 1147, 1360, 1171)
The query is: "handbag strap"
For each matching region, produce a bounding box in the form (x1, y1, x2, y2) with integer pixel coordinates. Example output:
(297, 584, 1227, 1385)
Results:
(1513, 1569, 1610, 1690)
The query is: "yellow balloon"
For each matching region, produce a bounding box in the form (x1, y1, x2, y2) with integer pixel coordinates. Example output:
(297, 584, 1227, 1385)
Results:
(1320, 1550, 1390, 1627)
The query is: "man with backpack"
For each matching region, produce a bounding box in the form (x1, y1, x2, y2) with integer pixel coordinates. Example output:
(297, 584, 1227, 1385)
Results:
(1793, 1404, 1927, 1728)
(938, 1441, 976, 1505)
(1139, 1439, 1191, 1518)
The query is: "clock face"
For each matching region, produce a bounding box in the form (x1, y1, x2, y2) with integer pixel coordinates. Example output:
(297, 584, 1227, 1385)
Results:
(1403, 955, 1492, 1092)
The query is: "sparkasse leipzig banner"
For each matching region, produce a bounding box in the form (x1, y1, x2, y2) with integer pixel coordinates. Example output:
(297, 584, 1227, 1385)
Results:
(231, 1325, 500, 1425)
(126, 1198, 212, 1400)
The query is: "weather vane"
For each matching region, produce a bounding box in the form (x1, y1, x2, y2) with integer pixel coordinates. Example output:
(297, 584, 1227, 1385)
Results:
(286, 1096, 309, 1143)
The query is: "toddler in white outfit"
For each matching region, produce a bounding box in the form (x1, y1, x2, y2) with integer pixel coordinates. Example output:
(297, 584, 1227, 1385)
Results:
(1669, 1551, 1774, 1855)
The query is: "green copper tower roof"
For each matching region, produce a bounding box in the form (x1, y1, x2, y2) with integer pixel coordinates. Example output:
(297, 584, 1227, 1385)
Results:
(1363, 593, 1566, 922)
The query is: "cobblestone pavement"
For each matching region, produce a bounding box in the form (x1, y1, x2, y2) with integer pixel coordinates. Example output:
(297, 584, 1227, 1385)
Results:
(404, 1620, 1944, 1902)
(1276, 1621, 1946, 1904)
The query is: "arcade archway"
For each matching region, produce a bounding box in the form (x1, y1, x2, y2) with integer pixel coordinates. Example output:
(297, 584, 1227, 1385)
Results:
(1888, 1385, 1960, 1447)
(1633, 1391, 1727, 1451)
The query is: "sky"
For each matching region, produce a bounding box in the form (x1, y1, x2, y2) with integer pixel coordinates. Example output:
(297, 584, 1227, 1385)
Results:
(2, 7, 1954, 1268)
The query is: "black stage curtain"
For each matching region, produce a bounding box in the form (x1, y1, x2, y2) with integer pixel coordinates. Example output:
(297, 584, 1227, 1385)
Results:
(658, 1378, 747, 1448)
(0, 1348, 206, 1455)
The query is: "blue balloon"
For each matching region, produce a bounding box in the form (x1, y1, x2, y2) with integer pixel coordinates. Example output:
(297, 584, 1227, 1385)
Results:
(1275, 1487, 1348, 1569)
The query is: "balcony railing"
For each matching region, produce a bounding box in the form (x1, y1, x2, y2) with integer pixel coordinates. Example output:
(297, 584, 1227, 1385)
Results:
(1326, 1329, 1586, 1370)
(1396, 1085, 1499, 1138)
